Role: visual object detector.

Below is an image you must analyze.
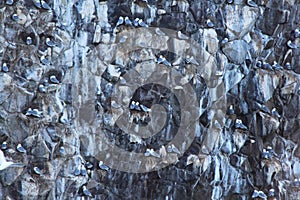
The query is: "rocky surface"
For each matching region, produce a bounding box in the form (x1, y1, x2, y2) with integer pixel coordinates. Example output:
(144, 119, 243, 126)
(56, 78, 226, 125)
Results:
(0, 0, 300, 199)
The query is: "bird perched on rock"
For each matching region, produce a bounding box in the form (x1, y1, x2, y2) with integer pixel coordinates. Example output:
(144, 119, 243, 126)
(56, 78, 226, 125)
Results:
(82, 185, 92, 197)
(116, 16, 124, 27)
(50, 75, 60, 84)
(235, 118, 248, 130)
(1, 142, 7, 150)
(246, 0, 258, 7)
(0, 149, 24, 171)
(206, 19, 214, 28)
(45, 37, 55, 47)
(26, 36, 33, 45)
(1, 63, 9, 72)
(6, 0, 14, 5)
(252, 189, 267, 199)
(33, 166, 43, 175)
(124, 17, 132, 26)
(167, 144, 181, 155)
(144, 148, 160, 158)
(32, 0, 51, 10)
(284, 62, 292, 70)
(287, 40, 297, 49)
(156, 55, 172, 67)
(98, 161, 109, 171)
(133, 18, 140, 27)
(138, 19, 148, 27)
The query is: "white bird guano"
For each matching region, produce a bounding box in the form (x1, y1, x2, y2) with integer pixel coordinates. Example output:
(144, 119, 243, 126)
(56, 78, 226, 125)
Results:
(0, 149, 24, 171)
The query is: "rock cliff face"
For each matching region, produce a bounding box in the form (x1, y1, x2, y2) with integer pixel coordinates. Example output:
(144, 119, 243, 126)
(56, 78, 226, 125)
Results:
(0, 0, 300, 199)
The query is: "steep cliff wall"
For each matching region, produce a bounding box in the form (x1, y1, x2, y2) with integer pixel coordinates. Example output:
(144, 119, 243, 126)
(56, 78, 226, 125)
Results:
(0, 0, 300, 199)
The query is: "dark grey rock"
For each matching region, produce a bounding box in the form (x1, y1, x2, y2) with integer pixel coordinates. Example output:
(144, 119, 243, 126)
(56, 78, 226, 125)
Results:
(0, 167, 23, 186)
(258, 8, 287, 35)
(0, 0, 299, 199)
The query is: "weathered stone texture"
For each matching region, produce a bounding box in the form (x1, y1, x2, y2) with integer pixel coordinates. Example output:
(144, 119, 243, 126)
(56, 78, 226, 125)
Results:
(0, 0, 300, 199)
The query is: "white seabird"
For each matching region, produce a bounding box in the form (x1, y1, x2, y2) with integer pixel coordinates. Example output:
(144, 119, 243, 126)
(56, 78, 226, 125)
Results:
(50, 75, 60, 84)
(287, 40, 297, 49)
(46, 37, 55, 47)
(157, 55, 171, 67)
(26, 36, 33, 45)
(116, 16, 124, 26)
(124, 17, 132, 26)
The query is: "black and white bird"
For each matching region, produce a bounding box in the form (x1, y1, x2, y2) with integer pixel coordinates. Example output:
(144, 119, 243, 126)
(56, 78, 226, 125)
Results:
(262, 62, 273, 70)
(82, 185, 92, 197)
(284, 62, 292, 70)
(98, 161, 109, 171)
(256, 60, 262, 68)
(246, 0, 258, 7)
(130, 101, 141, 111)
(221, 37, 229, 46)
(227, 104, 235, 115)
(167, 144, 181, 154)
(50, 75, 60, 84)
(33, 166, 43, 175)
(294, 178, 300, 186)
(17, 144, 26, 153)
(271, 108, 280, 118)
(1, 63, 9, 72)
(38, 84, 46, 93)
(157, 55, 172, 67)
(206, 19, 214, 28)
(0, 149, 24, 171)
(116, 16, 124, 26)
(26, 36, 33, 45)
(262, 146, 277, 159)
(25, 108, 43, 118)
(252, 190, 267, 199)
(41, 0, 51, 10)
(287, 40, 297, 49)
(254, 102, 270, 113)
(6, 0, 14, 5)
(235, 119, 248, 130)
(268, 188, 275, 197)
(40, 55, 50, 65)
(46, 37, 55, 47)
(133, 18, 140, 27)
(138, 19, 148, 27)
(12, 14, 20, 21)
(1, 142, 7, 150)
(272, 61, 283, 71)
(33, 0, 51, 10)
(124, 17, 132, 26)
(85, 162, 93, 169)
(32, 0, 42, 8)
(178, 31, 189, 40)
(144, 148, 160, 158)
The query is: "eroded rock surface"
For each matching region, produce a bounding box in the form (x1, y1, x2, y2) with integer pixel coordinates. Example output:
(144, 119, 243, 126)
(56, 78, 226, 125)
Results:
(0, 0, 300, 199)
